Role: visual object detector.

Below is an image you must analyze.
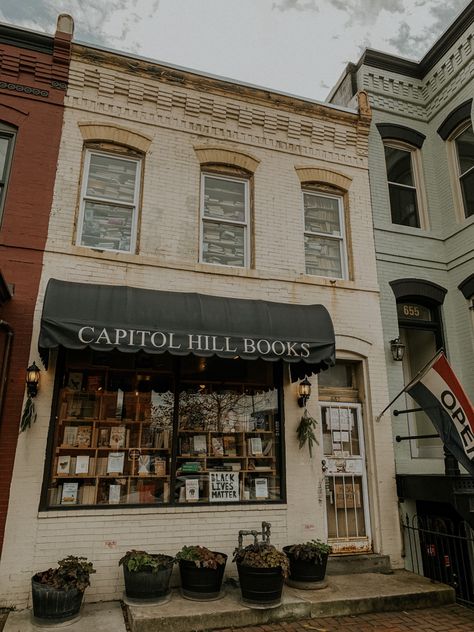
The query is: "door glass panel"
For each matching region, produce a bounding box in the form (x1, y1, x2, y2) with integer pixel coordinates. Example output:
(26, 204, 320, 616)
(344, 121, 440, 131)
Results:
(325, 475, 366, 539)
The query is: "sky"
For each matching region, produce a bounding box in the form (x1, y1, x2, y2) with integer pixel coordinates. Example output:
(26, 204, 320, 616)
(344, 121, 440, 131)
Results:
(0, 0, 471, 101)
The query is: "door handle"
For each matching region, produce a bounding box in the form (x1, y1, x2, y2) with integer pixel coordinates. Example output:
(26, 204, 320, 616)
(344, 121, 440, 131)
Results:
(321, 459, 328, 473)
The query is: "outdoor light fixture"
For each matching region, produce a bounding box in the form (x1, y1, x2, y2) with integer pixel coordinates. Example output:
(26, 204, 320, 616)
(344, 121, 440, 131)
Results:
(26, 362, 40, 397)
(390, 338, 405, 362)
(298, 377, 312, 407)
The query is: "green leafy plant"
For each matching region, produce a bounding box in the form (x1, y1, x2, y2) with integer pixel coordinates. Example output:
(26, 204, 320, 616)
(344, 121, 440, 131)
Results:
(20, 396, 37, 432)
(296, 409, 319, 457)
(119, 550, 174, 573)
(233, 543, 290, 578)
(33, 556, 95, 592)
(175, 545, 226, 569)
(286, 540, 332, 564)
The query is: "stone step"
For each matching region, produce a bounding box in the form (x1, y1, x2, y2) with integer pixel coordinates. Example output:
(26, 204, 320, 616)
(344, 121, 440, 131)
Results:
(127, 570, 455, 632)
(327, 553, 391, 575)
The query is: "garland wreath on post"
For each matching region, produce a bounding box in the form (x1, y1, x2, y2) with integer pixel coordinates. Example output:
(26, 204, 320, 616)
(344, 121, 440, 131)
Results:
(296, 408, 319, 457)
(20, 396, 37, 432)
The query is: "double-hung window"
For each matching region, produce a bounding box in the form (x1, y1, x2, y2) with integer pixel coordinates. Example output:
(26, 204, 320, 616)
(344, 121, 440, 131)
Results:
(200, 173, 249, 267)
(384, 144, 420, 227)
(453, 123, 474, 218)
(303, 190, 347, 279)
(78, 150, 141, 253)
(0, 124, 16, 223)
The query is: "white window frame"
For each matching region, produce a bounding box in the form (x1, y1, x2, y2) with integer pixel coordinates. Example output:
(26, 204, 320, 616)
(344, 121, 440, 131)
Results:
(199, 172, 250, 268)
(77, 149, 141, 254)
(383, 141, 428, 229)
(302, 189, 348, 280)
(450, 121, 474, 220)
(0, 123, 16, 225)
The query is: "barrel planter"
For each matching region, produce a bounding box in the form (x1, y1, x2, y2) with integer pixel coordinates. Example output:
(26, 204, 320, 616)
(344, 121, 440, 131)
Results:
(236, 563, 284, 608)
(123, 556, 173, 602)
(179, 553, 227, 600)
(31, 578, 84, 623)
(283, 546, 329, 583)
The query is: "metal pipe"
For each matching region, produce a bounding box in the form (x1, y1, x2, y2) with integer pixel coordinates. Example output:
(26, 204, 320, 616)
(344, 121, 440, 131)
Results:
(0, 320, 13, 423)
(396, 433, 439, 442)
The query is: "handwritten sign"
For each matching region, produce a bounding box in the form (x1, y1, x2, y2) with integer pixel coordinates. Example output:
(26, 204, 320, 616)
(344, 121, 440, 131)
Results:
(209, 472, 239, 502)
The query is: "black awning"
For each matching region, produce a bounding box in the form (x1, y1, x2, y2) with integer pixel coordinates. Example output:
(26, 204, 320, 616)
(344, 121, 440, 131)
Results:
(39, 279, 335, 377)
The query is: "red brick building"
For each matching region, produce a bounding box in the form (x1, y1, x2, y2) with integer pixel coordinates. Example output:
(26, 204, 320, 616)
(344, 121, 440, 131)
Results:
(0, 15, 72, 552)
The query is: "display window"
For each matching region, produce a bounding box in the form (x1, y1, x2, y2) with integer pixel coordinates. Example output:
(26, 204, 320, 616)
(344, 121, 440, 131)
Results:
(45, 350, 284, 508)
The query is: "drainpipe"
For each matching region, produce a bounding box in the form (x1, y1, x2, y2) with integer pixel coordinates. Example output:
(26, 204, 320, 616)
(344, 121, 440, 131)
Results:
(0, 320, 13, 422)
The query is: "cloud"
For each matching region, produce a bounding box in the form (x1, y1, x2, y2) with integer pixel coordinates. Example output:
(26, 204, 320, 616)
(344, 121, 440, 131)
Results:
(387, 0, 470, 58)
(0, 0, 144, 48)
(272, 0, 318, 12)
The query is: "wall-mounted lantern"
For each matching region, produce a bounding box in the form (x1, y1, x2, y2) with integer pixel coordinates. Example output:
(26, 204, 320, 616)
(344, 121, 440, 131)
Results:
(390, 338, 405, 362)
(298, 377, 312, 408)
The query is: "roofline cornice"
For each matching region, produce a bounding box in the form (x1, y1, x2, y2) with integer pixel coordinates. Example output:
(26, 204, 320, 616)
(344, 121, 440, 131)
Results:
(0, 23, 53, 55)
(72, 42, 363, 126)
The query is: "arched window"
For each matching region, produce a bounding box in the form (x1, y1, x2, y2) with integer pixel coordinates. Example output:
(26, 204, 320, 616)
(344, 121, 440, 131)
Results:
(437, 99, 473, 219)
(377, 124, 426, 228)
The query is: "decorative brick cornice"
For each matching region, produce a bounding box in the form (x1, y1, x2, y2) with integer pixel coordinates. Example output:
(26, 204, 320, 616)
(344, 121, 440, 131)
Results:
(294, 166, 352, 191)
(78, 122, 153, 152)
(0, 81, 49, 98)
(193, 146, 260, 172)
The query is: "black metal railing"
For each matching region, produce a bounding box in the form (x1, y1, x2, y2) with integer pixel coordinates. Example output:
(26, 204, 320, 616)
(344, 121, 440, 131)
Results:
(402, 513, 474, 608)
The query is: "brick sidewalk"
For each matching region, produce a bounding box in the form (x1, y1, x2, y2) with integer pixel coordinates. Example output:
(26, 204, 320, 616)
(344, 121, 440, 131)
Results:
(216, 605, 474, 631)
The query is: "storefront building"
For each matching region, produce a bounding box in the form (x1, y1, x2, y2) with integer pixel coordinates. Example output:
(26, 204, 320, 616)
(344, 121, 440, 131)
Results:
(0, 16, 72, 555)
(328, 1, 474, 604)
(0, 31, 402, 606)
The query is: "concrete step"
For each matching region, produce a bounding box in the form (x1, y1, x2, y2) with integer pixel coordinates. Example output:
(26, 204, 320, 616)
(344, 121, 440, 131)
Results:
(127, 570, 455, 632)
(327, 553, 391, 575)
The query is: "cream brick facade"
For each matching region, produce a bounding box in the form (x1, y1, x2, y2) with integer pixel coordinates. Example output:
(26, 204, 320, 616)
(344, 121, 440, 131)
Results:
(0, 43, 402, 607)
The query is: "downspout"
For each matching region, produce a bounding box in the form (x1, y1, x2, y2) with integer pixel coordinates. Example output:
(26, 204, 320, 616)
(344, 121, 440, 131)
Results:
(0, 320, 14, 421)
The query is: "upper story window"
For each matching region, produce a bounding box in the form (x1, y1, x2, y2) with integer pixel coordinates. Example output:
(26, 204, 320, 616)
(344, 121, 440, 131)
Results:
(303, 190, 347, 279)
(200, 172, 250, 267)
(453, 123, 474, 218)
(384, 144, 421, 228)
(0, 123, 16, 224)
(77, 149, 141, 253)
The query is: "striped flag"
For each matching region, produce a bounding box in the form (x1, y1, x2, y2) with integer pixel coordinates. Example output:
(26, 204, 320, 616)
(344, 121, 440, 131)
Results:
(407, 352, 474, 476)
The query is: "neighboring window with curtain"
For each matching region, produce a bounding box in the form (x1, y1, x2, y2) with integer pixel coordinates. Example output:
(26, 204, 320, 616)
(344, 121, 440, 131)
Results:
(383, 143, 421, 228)
(0, 123, 17, 225)
(453, 123, 474, 218)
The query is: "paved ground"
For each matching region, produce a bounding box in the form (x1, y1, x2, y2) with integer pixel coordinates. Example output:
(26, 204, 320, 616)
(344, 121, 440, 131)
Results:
(215, 605, 474, 632)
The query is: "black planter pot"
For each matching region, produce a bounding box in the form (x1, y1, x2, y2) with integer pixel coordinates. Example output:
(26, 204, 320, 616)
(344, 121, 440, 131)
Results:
(178, 553, 227, 600)
(283, 547, 329, 583)
(123, 561, 173, 601)
(236, 562, 284, 607)
(31, 578, 84, 622)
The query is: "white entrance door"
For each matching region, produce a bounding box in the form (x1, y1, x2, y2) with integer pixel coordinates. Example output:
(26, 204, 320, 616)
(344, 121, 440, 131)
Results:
(321, 403, 371, 554)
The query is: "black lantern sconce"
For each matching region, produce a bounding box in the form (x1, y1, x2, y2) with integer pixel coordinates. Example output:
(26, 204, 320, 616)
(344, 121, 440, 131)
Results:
(26, 362, 41, 397)
(390, 338, 405, 362)
(298, 377, 312, 408)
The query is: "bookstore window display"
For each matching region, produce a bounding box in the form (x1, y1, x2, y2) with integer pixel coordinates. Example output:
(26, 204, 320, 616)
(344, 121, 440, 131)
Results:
(77, 149, 142, 253)
(46, 353, 283, 508)
(303, 190, 347, 279)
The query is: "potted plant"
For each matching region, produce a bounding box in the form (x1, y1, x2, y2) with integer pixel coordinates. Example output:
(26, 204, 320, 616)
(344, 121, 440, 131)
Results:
(119, 550, 174, 602)
(175, 545, 227, 600)
(283, 540, 332, 587)
(233, 543, 289, 607)
(31, 556, 95, 622)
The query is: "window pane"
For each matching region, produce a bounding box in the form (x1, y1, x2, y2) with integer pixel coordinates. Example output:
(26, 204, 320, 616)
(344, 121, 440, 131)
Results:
(86, 154, 138, 203)
(305, 234, 342, 278)
(455, 125, 474, 176)
(204, 176, 246, 222)
(0, 137, 10, 181)
(384, 146, 414, 186)
(388, 183, 420, 227)
(80, 200, 133, 251)
(304, 193, 341, 235)
(460, 169, 474, 218)
(202, 220, 245, 266)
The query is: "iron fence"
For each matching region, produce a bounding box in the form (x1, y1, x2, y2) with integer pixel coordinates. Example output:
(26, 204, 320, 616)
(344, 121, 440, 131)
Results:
(402, 513, 474, 608)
